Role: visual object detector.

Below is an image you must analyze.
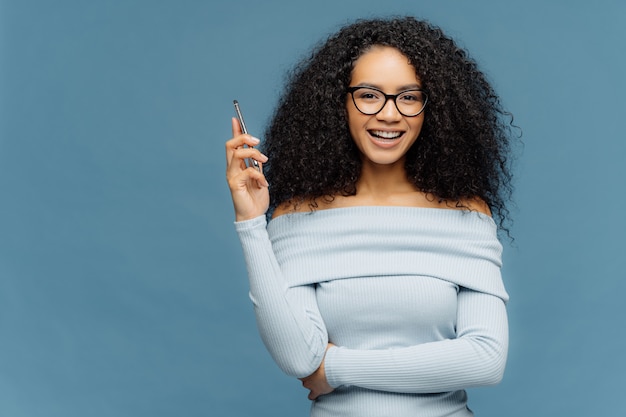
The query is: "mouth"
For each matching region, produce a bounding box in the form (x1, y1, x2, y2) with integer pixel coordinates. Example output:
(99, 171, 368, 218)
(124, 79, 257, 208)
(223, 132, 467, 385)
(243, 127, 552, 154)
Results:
(368, 130, 404, 141)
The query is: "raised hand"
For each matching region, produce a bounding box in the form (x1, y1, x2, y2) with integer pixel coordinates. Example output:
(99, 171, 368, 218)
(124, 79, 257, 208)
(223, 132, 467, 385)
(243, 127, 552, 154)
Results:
(225, 117, 269, 221)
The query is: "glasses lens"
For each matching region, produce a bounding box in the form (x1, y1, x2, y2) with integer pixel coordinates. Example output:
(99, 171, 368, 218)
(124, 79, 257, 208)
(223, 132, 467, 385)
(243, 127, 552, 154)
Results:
(351, 88, 427, 116)
(351, 88, 385, 115)
(396, 90, 427, 116)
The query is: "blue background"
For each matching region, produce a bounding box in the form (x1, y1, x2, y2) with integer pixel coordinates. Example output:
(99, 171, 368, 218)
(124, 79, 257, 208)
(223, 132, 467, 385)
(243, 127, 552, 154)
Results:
(1, 0, 624, 416)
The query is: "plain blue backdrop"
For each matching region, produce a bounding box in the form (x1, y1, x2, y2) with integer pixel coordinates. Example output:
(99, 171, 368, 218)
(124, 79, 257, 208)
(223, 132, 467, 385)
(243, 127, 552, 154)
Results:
(1, 0, 624, 416)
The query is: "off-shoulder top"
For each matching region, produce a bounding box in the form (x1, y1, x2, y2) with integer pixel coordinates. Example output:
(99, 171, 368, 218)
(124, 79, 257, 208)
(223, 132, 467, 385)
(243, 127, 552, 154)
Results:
(235, 206, 508, 417)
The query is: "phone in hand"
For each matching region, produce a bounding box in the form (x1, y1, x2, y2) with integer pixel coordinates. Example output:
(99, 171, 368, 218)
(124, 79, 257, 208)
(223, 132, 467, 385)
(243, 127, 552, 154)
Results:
(233, 100, 261, 172)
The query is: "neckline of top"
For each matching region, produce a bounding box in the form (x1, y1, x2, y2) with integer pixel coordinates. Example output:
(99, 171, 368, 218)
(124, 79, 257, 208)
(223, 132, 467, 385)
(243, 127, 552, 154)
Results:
(270, 205, 493, 222)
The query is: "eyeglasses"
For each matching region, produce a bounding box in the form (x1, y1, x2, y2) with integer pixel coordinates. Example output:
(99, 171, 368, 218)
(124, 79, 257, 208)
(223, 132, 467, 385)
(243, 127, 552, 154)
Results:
(347, 86, 428, 117)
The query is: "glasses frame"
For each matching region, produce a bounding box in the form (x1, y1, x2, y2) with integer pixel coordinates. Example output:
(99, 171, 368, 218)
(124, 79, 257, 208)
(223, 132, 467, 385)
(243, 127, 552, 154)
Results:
(347, 86, 428, 117)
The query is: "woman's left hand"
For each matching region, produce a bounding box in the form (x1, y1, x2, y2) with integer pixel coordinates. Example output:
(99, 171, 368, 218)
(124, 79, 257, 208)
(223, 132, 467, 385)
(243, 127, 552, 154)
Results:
(300, 343, 335, 400)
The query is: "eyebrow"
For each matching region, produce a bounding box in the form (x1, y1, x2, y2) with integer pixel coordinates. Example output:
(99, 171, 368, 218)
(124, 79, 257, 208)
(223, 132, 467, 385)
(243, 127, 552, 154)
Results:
(353, 82, 423, 91)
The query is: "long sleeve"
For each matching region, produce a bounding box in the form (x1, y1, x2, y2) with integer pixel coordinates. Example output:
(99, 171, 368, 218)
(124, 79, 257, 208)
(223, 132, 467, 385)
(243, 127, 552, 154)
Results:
(235, 215, 328, 377)
(324, 287, 508, 393)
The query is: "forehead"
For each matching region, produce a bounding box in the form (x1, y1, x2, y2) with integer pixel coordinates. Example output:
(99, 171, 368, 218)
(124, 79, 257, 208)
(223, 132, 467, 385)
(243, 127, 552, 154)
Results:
(350, 46, 420, 87)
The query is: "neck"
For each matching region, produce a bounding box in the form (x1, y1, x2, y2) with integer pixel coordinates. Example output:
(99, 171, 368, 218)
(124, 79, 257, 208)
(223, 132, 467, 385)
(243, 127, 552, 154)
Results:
(356, 159, 416, 200)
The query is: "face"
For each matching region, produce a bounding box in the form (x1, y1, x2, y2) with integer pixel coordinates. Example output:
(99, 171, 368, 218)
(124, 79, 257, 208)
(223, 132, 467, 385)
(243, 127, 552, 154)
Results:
(346, 46, 425, 168)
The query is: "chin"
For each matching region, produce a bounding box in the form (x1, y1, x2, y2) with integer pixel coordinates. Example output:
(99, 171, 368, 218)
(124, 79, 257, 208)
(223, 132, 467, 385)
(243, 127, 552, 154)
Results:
(363, 153, 407, 167)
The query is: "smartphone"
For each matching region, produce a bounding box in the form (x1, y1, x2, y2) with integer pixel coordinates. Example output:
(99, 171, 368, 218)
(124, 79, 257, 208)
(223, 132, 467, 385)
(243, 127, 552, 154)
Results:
(233, 100, 261, 171)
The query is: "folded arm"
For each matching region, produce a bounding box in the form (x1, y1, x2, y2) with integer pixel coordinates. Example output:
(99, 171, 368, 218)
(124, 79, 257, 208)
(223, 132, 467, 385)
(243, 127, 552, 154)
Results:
(324, 288, 508, 393)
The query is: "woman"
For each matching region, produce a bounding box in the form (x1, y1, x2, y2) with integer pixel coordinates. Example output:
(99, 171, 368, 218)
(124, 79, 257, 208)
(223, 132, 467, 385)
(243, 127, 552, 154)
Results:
(225, 16, 516, 417)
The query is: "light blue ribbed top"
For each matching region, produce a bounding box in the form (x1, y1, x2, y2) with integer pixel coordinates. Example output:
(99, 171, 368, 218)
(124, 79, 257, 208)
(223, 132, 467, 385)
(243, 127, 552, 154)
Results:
(235, 206, 509, 417)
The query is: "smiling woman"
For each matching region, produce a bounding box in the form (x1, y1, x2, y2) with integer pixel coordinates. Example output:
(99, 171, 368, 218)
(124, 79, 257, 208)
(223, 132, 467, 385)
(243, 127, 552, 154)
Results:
(225, 16, 517, 417)
(345, 46, 426, 171)
(258, 17, 515, 225)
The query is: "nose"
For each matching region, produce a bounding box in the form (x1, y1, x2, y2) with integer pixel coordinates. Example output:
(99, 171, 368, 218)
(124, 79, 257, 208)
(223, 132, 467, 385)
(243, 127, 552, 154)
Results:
(376, 97, 402, 121)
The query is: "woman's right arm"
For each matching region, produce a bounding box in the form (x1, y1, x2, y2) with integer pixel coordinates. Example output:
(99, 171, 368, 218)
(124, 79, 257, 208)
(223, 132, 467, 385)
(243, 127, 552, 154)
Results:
(225, 120, 329, 377)
(235, 217, 329, 377)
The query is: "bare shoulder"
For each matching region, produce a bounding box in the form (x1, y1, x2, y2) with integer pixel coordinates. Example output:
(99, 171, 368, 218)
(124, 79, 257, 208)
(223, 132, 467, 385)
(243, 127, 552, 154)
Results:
(418, 192, 492, 216)
(271, 200, 295, 219)
(271, 199, 313, 218)
(457, 198, 492, 217)
(272, 196, 341, 219)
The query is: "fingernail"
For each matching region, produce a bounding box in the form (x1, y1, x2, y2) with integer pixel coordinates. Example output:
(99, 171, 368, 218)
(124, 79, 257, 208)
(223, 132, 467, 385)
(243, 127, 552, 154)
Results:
(250, 136, 260, 144)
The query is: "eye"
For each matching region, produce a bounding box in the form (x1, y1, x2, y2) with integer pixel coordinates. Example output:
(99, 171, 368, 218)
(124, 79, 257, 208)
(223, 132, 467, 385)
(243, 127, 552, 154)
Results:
(355, 88, 382, 102)
(398, 91, 423, 103)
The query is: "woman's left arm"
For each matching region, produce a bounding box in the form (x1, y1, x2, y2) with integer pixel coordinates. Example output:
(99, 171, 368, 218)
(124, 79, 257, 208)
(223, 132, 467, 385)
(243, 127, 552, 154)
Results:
(322, 287, 508, 393)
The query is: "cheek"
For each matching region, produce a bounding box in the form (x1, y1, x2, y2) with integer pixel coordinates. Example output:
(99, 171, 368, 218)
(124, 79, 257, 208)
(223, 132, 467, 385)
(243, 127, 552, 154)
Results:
(411, 117, 425, 135)
(346, 107, 364, 134)
(347, 120, 360, 144)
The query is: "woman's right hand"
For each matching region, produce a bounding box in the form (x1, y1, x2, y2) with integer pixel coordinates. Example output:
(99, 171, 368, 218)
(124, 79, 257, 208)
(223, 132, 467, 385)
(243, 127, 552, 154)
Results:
(225, 117, 269, 221)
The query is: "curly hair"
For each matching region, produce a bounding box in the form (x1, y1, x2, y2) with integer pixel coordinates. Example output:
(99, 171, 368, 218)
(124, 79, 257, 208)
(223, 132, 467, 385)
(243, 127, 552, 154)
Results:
(263, 16, 518, 232)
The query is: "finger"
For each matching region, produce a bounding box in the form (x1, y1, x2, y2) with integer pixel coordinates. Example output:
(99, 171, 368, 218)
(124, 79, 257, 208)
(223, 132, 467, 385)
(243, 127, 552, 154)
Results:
(230, 147, 267, 163)
(250, 166, 270, 187)
(227, 148, 268, 176)
(247, 166, 269, 188)
(225, 117, 242, 164)
(229, 117, 262, 148)
(231, 116, 243, 137)
(225, 133, 261, 164)
(225, 134, 259, 153)
(227, 166, 269, 191)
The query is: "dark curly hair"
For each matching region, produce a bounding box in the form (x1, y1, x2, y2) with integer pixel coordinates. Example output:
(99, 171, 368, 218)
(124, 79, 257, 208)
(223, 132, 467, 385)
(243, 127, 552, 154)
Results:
(263, 16, 518, 232)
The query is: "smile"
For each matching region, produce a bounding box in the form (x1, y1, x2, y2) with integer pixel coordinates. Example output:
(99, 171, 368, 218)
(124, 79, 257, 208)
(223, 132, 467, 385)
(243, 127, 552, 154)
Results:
(369, 130, 403, 140)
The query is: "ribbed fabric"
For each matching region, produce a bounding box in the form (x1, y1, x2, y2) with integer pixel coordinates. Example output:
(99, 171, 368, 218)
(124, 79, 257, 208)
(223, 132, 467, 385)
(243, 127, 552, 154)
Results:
(235, 206, 509, 417)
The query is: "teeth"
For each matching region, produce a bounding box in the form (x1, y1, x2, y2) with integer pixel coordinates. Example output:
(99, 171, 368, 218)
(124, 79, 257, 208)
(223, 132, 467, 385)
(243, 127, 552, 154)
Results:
(371, 130, 402, 139)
